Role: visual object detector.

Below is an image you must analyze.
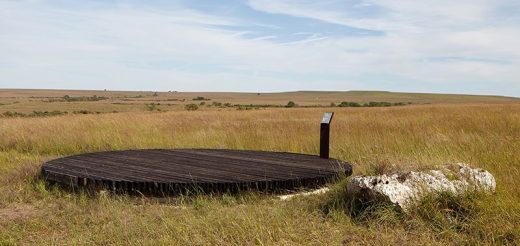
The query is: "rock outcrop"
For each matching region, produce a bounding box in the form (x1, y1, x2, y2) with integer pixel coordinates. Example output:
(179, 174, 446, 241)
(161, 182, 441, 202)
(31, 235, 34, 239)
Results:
(347, 163, 496, 211)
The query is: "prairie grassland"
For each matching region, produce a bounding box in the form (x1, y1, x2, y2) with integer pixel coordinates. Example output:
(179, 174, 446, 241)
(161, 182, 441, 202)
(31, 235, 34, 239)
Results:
(1, 89, 518, 113)
(0, 103, 519, 245)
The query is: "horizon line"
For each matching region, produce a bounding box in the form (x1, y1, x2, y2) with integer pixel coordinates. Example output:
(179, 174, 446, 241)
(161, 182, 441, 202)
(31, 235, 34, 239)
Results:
(0, 87, 518, 99)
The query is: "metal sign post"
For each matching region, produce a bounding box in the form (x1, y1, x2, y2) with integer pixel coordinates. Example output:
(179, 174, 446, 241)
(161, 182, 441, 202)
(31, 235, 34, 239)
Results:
(320, 112, 334, 159)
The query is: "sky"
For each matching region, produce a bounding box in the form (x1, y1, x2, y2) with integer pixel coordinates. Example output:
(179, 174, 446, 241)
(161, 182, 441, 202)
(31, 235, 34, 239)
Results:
(0, 0, 519, 96)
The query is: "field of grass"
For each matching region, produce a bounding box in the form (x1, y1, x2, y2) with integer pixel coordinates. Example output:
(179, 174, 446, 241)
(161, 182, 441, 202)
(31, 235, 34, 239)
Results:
(0, 89, 518, 114)
(0, 91, 519, 244)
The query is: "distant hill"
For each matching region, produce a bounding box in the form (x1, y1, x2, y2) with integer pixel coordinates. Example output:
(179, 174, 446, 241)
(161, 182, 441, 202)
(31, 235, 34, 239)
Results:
(285, 90, 520, 104)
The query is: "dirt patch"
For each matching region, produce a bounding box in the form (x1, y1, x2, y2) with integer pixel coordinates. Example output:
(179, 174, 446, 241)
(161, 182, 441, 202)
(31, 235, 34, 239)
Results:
(0, 203, 38, 225)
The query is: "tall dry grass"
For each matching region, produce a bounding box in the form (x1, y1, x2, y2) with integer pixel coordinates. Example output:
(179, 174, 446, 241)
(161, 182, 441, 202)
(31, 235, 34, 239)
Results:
(0, 103, 519, 245)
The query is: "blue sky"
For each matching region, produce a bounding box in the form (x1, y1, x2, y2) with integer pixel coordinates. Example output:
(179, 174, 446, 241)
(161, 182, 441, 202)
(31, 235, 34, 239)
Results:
(0, 0, 519, 96)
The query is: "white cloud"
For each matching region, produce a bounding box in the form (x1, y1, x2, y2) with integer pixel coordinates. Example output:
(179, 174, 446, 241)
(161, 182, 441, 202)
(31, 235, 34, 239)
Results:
(246, 0, 520, 94)
(0, 0, 518, 96)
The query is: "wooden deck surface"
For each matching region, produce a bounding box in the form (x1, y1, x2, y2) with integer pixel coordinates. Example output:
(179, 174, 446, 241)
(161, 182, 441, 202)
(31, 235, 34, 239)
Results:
(41, 149, 352, 194)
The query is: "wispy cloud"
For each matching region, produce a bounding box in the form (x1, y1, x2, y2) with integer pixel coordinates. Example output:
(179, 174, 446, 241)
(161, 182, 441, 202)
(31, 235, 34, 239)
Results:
(0, 0, 518, 96)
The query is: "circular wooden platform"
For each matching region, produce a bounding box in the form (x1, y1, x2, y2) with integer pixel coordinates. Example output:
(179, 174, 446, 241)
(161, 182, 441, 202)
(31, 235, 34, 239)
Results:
(41, 149, 352, 194)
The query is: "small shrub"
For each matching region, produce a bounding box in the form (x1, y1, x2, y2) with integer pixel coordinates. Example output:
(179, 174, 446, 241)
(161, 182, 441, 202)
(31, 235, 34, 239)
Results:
(145, 103, 157, 111)
(286, 101, 297, 108)
(185, 104, 199, 111)
(2, 111, 26, 117)
(338, 101, 362, 107)
(73, 110, 93, 114)
(193, 96, 209, 101)
(30, 110, 68, 117)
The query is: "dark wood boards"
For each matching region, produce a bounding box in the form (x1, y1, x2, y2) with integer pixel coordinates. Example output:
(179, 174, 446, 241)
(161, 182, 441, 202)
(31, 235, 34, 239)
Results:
(41, 149, 352, 194)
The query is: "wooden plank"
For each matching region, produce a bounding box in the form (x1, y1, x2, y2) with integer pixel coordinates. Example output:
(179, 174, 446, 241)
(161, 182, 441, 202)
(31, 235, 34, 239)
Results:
(41, 149, 352, 194)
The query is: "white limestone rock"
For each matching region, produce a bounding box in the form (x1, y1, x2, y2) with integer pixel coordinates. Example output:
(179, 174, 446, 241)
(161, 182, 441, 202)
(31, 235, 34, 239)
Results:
(278, 187, 330, 201)
(347, 163, 496, 211)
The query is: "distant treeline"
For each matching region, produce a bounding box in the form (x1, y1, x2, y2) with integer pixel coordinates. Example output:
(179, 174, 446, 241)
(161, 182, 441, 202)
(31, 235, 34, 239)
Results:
(1, 110, 117, 118)
(332, 101, 412, 107)
(44, 95, 108, 102)
(2, 110, 69, 117)
(197, 101, 412, 110)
